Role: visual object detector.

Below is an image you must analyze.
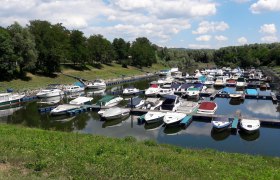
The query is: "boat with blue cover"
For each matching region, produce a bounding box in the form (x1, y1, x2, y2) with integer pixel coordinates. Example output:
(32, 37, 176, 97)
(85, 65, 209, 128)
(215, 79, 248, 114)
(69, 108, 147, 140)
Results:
(245, 88, 258, 97)
(127, 97, 145, 109)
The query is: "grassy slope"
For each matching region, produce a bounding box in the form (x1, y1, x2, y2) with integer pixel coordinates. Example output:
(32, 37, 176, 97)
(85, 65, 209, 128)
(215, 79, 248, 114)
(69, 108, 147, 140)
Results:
(0, 63, 167, 92)
(0, 124, 279, 179)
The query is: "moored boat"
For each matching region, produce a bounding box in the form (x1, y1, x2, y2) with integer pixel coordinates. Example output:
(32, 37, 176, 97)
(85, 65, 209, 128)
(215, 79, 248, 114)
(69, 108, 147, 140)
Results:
(50, 104, 81, 116)
(144, 111, 166, 124)
(36, 88, 64, 98)
(69, 96, 93, 105)
(127, 97, 145, 109)
(160, 95, 181, 112)
(0, 93, 25, 107)
(142, 98, 163, 110)
(84, 79, 106, 89)
(145, 84, 160, 96)
(163, 112, 186, 125)
(64, 85, 85, 93)
(240, 118, 260, 133)
(100, 107, 130, 120)
(96, 95, 123, 107)
(122, 87, 140, 95)
(176, 100, 199, 114)
(197, 101, 217, 115)
(211, 117, 232, 131)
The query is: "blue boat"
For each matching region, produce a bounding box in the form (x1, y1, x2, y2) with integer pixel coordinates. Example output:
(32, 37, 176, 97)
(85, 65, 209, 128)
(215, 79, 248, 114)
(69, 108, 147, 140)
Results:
(245, 89, 258, 96)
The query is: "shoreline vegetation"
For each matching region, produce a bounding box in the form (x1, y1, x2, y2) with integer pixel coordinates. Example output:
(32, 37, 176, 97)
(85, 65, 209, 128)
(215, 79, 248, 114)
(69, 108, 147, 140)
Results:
(0, 124, 280, 179)
(0, 63, 167, 92)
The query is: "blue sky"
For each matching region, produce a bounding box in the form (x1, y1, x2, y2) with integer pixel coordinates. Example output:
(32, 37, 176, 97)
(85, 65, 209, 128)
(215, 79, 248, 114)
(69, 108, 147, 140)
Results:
(0, 0, 279, 49)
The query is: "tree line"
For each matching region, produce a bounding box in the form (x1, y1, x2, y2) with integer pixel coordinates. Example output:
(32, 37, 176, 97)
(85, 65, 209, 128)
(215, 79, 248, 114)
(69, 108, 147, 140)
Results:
(0, 20, 156, 80)
(156, 43, 280, 69)
(1, 20, 280, 81)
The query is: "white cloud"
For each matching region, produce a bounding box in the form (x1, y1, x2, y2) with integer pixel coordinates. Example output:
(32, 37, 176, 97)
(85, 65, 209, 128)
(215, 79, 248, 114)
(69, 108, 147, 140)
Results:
(215, 35, 228, 41)
(259, 24, 277, 34)
(188, 44, 211, 49)
(111, 0, 217, 19)
(192, 21, 229, 34)
(232, 0, 251, 3)
(250, 0, 280, 13)
(261, 35, 278, 42)
(196, 35, 212, 41)
(237, 37, 248, 44)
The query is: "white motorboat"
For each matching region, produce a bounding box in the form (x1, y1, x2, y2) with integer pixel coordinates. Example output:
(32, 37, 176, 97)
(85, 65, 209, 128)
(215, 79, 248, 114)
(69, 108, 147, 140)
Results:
(144, 111, 166, 124)
(36, 88, 64, 98)
(85, 79, 106, 89)
(122, 87, 140, 95)
(100, 107, 130, 120)
(163, 112, 186, 125)
(184, 87, 200, 98)
(240, 118, 260, 133)
(197, 101, 218, 115)
(51, 96, 93, 115)
(145, 84, 160, 96)
(211, 117, 232, 131)
(142, 98, 163, 110)
(50, 104, 81, 116)
(158, 88, 174, 96)
(176, 101, 199, 114)
(160, 95, 181, 112)
(204, 75, 215, 87)
(69, 96, 93, 105)
(0, 93, 25, 107)
(64, 85, 85, 93)
(96, 95, 123, 107)
(214, 76, 226, 87)
(127, 97, 145, 109)
(236, 77, 247, 88)
(157, 76, 174, 86)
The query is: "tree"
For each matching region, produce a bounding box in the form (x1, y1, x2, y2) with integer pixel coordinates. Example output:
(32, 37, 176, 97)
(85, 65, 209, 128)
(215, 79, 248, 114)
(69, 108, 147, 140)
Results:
(130, 37, 156, 67)
(0, 27, 16, 80)
(69, 30, 87, 67)
(112, 38, 130, 64)
(28, 20, 69, 74)
(8, 22, 38, 75)
(87, 34, 115, 64)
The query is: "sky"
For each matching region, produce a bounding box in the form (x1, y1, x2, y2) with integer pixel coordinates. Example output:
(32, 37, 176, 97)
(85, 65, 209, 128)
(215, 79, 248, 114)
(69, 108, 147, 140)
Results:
(0, 0, 280, 49)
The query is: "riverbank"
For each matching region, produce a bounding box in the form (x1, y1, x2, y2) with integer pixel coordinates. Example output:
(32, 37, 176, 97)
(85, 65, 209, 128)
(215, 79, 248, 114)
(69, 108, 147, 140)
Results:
(0, 124, 279, 179)
(0, 63, 167, 92)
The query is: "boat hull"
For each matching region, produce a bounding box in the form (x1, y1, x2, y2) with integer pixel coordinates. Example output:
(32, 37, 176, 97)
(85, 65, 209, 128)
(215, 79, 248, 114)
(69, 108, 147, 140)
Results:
(145, 112, 165, 124)
(103, 111, 130, 120)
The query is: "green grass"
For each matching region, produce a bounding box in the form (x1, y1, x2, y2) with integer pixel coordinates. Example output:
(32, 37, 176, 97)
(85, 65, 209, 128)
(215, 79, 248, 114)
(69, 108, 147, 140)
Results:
(0, 124, 280, 179)
(0, 63, 167, 92)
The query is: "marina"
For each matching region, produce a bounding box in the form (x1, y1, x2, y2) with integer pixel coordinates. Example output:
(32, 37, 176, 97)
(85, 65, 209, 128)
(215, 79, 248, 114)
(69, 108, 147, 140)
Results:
(1, 68, 280, 156)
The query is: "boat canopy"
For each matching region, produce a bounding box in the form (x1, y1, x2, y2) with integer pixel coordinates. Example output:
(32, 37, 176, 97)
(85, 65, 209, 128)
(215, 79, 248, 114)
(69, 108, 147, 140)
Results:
(220, 87, 235, 94)
(199, 102, 217, 110)
(245, 89, 258, 95)
(127, 97, 143, 108)
(74, 81, 85, 87)
(180, 83, 193, 90)
(194, 83, 204, 89)
(171, 83, 181, 89)
(97, 95, 115, 105)
(145, 98, 160, 106)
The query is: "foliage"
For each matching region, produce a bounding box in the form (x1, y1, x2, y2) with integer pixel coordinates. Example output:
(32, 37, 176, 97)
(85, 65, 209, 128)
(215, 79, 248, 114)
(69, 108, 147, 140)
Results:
(112, 38, 130, 64)
(0, 27, 16, 80)
(87, 34, 115, 64)
(7, 22, 38, 75)
(130, 37, 156, 67)
(69, 30, 88, 67)
(0, 124, 280, 179)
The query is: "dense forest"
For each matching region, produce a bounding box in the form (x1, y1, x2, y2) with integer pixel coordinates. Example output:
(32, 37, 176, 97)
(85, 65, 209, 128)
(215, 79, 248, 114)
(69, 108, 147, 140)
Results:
(0, 20, 280, 81)
(0, 20, 155, 80)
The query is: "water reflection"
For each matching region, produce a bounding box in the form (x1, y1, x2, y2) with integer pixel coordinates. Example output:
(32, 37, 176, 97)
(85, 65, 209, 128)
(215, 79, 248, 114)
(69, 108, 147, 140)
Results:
(211, 128, 231, 141)
(38, 96, 62, 105)
(102, 117, 128, 128)
(229, 98, 244, 106)
(144, 121, 163, 131)
(163, 125, 184, 135)
(239, 130, 260, 141)
(0, 105, 23, 118)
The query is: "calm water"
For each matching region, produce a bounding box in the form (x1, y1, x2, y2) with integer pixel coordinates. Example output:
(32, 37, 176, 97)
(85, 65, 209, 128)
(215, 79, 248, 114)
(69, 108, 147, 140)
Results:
(1, 79, 280, 157)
